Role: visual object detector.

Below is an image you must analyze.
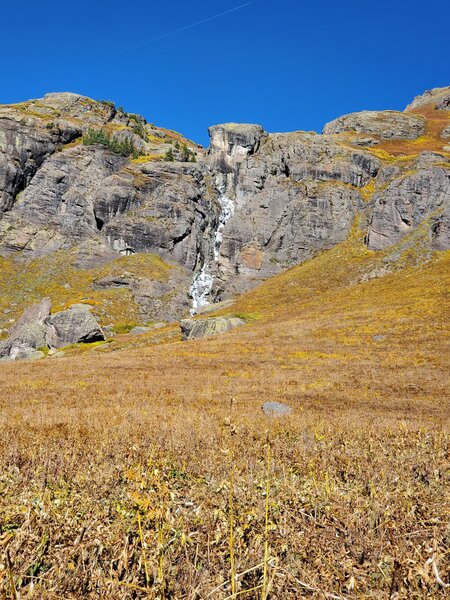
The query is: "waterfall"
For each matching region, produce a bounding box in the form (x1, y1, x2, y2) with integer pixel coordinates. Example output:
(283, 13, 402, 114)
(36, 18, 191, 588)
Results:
(190, 182, 234, 314)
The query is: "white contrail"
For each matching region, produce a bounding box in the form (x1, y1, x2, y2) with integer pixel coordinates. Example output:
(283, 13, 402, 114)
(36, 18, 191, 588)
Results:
(150, 2, 254, 41)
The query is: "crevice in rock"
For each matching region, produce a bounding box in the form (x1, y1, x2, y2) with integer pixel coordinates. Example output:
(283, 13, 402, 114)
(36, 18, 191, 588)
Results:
(172, 227, 192, 246)
(94, 213, 104, 231)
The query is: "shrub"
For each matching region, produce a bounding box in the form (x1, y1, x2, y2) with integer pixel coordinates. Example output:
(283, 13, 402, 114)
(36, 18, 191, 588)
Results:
(131, 121, 148, 141)
(82, 128, 142, 159)
(180, 143, 196, 163)
(164, 148, 174, 162)
(99, 100, 116, 109)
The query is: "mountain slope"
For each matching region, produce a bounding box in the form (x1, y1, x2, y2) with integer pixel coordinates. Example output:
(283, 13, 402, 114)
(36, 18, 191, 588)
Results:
(0, 220, 448, 598)
(0, 87, 448, 336)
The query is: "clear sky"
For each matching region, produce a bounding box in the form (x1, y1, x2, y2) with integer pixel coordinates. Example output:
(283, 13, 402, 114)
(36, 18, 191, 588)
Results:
(2, 0, 449, 146)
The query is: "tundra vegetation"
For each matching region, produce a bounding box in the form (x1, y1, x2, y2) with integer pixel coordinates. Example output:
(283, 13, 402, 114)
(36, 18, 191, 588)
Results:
(0, 229, 448, 599)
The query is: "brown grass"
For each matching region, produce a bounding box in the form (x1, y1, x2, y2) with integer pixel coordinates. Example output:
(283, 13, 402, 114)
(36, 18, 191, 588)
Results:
(0, 231, 449, 598)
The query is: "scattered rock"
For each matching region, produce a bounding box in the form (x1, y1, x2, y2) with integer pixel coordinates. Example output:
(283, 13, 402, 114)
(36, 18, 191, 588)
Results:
(180, 317, 245, 341)
(262, 402, 293, 416)
(129, 326, 150, 335)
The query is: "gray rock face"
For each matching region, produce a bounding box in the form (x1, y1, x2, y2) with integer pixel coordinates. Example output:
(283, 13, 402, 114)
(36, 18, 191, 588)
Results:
(45, 305, 105, 348)
(0, 113, 79, 217)
(0, 89, 449, 324)
(367, 161, 450, 250)
(180, 317, 245, 340)
(208, 123, 267, 170)
(0, 92, 119, 218)
(205, 129, 378, 298)
(322, 111, 425, 139)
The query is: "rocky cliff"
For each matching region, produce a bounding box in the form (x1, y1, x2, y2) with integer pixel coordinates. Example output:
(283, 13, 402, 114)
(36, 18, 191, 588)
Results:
(0, 87, 449, 330)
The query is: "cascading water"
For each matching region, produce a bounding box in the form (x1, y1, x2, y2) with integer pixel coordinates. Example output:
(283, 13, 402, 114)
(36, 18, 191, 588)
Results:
(190, 181, 234, 314)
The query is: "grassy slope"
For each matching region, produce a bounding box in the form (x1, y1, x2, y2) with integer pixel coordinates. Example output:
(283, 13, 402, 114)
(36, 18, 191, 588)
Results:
(0, 251, 175, 334)
(0, 226, 448, 598)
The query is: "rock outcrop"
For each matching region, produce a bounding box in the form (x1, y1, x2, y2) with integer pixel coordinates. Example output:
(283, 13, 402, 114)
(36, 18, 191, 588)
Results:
(0, 297, 51, 360)
(405, 86, 450, 111)
(180, 316, 245, 340)
(323, 110, 425, 139)
(0, 88, 448, 327)
(0, 299, 105, 359)
(366, 155, 450, 250)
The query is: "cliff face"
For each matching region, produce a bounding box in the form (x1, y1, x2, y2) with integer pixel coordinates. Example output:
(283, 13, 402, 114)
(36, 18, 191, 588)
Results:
(0, 87, 449, 325)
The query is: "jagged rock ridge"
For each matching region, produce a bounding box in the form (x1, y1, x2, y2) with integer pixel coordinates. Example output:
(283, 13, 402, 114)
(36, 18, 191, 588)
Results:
(0, 87, 449, 327)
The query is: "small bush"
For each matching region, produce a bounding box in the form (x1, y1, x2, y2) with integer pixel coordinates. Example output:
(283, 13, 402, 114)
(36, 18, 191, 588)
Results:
(99, 100, 116, 109)
(131, 121, 148, 141)
(180, 143, 196, 163)
(165, 148, 174, 162)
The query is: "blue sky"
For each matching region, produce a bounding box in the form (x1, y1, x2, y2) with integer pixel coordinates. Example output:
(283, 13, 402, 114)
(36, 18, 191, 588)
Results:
(2, 0, 449, 146)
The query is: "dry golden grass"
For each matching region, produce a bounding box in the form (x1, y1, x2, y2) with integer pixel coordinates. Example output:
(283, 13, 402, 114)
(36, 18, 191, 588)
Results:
(0, 230, 449, 598)
(370, 105, 450, 158)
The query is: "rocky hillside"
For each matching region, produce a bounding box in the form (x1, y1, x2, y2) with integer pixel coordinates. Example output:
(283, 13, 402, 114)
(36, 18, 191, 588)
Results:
(0, 87, 449, 333)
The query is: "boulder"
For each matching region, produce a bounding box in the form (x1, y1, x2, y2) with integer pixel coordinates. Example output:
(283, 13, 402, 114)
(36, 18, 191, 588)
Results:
(45, 305, 105, 348)
(441, 124, 450, 140)
(262, 402, 292, 416)
(0, 297, 51, 359)
(180, 316, 245, 341)
(129, 326, 150, 335)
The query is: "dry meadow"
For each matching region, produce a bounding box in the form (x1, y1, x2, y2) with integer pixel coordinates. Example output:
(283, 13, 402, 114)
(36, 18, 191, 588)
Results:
(0, 232, 449, 599)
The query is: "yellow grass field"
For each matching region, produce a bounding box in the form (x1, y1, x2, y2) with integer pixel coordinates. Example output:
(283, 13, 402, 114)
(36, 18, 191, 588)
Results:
(0, 230, 449, 598)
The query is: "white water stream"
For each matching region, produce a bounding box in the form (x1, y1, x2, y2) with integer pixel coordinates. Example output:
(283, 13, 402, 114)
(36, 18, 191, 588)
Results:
(190, 184, 234, 314)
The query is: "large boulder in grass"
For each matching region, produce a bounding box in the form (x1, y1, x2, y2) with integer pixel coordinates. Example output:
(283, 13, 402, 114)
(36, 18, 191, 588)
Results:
(180, 316, 245, 341)
(45, 305, 105, 348)
(0, 299, 105, 359)
(0, 297, 51, 359)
